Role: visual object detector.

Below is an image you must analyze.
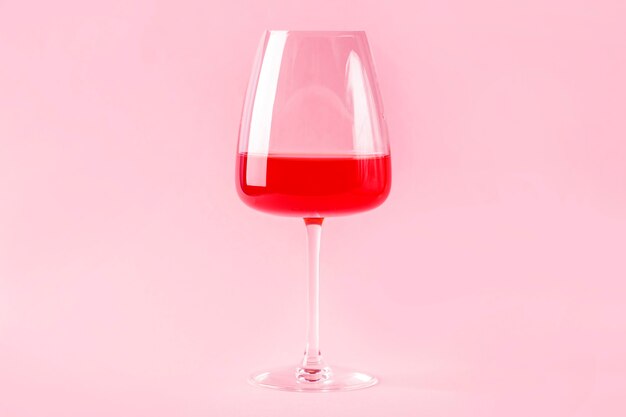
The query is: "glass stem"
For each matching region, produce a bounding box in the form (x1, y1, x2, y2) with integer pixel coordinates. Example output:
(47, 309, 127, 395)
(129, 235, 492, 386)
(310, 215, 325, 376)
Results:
(298, 217, 329, 382)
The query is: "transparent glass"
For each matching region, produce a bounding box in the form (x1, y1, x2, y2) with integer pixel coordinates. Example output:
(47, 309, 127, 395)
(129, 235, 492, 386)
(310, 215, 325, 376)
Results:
(236, 30, 391, 392)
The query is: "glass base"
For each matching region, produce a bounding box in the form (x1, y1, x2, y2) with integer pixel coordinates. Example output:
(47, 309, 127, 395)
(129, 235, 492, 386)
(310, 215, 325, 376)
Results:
(249, 365, 378, 392)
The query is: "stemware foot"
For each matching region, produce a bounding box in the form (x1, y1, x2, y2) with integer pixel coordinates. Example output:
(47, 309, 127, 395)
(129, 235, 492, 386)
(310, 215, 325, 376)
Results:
(249, 365, 378, 392)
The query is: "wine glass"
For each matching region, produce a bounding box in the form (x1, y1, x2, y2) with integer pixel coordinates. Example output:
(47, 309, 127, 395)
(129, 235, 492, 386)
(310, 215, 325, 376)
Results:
(236, 30, 391, 392)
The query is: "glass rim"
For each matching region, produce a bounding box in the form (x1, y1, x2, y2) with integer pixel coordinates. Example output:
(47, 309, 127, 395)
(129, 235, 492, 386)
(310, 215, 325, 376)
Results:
(265, 30, 367, 36)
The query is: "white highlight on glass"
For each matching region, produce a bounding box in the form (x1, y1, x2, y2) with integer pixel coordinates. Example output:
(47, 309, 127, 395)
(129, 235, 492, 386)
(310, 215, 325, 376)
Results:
(346, 51, 377, 155)
(246, 31, 288, 187)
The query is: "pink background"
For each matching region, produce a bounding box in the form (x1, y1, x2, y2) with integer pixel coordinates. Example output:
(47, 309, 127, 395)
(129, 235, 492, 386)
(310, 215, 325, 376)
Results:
(1, 0, 625, 416)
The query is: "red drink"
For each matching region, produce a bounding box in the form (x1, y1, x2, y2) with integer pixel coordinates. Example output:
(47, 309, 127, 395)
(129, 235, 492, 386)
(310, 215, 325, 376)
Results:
(237, 153, 391, 217)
